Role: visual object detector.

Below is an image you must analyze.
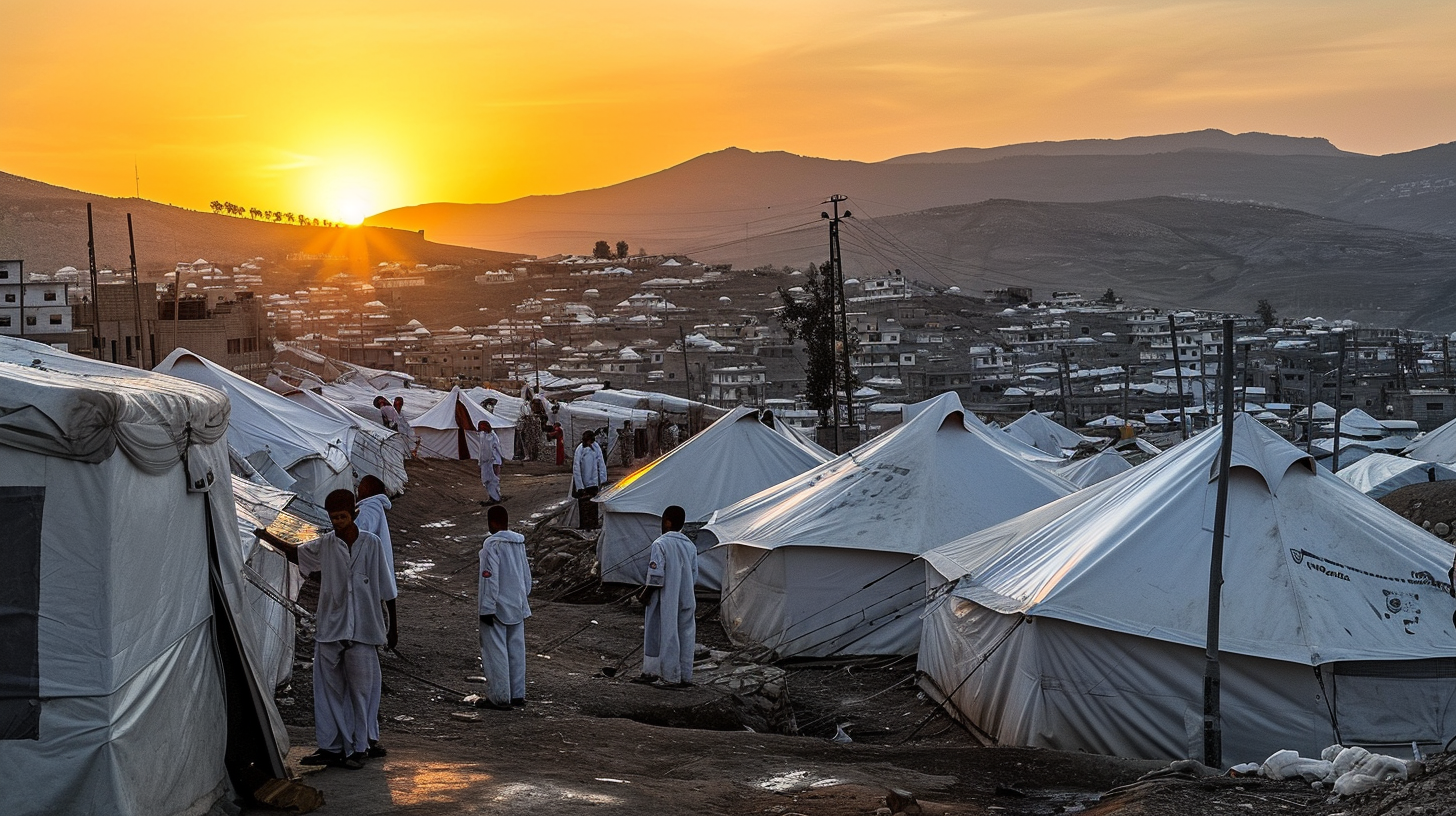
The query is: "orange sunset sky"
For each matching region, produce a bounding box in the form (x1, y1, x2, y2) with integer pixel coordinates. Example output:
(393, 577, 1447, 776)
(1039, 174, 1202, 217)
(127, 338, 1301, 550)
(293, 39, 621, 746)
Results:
(4, 1, 1454, 224)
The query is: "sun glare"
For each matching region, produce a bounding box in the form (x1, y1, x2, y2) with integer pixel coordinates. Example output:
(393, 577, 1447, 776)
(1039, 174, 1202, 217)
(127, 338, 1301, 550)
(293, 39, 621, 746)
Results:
(301, 158, 399, 226)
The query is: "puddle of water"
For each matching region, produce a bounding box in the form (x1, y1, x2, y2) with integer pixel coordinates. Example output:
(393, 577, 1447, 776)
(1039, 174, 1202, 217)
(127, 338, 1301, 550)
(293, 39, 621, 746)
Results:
(400, 559, 436, 579)
(757, 770, 843, 794)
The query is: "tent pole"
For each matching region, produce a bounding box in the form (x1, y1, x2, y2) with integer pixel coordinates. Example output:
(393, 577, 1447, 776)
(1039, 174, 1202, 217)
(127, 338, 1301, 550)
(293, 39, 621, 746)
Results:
(1169, 314, 1189, 440)
(1331, 334, 1347, 472)
(1203, 318, 1236, 768)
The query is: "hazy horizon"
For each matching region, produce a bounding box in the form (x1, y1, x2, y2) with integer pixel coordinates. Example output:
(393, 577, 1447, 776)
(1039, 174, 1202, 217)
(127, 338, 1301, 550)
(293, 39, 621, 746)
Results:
(5, 1, 1455, 222)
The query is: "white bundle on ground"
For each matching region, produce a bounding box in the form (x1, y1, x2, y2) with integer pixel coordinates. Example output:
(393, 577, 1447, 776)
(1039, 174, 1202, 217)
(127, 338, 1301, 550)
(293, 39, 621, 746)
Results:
(1260, 749, 1335, 784)
(1259, 745, 1413, 796)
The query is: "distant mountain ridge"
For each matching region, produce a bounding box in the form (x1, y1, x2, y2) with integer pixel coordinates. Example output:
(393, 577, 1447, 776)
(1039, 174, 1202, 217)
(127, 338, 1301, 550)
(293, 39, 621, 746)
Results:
(366, 131, 1456, 258)
(703, 196, 1456, 331)
(0, 171, 521, 274)
(880, 129, 1358, 164)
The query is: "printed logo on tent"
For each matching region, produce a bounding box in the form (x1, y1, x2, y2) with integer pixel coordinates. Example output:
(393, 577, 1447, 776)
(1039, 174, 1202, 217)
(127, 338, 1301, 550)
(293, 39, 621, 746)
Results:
(1382, 589, 1422, 634)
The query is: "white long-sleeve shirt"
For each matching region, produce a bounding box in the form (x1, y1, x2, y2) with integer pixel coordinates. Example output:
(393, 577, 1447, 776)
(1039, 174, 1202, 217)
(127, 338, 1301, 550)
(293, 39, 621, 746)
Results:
(296, 529, 394, 644)
(479, 530, 532, 625)
(572, 442, 607, 491)
(477, 430, 503, 477)
(354, 494, 399, 598)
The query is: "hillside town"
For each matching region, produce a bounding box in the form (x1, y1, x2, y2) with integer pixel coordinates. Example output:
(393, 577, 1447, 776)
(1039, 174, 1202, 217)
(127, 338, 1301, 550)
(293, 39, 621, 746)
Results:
(8, 242, 1456, 816)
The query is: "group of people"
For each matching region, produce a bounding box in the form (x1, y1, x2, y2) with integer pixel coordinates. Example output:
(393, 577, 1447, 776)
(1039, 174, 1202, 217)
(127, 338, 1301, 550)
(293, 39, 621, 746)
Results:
(255, 479, 698, 769)
(373, 396, 419, 457)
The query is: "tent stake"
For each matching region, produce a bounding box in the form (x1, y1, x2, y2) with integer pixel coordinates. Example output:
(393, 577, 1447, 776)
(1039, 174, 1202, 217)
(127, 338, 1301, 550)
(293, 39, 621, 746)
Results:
(1203, 318, 1236, 768)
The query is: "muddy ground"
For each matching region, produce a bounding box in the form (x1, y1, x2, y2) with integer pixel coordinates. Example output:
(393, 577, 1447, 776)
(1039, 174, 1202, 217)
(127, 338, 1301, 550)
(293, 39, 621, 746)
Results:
(251, 457, 1450, 816)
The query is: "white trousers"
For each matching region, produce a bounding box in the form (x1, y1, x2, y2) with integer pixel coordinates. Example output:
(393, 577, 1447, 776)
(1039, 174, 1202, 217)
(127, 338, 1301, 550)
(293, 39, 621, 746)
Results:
(314, 639, 380, 755)
(481, 468, 501, 502)
(642, 593, 695, 684)
(479, 620, 526, 705)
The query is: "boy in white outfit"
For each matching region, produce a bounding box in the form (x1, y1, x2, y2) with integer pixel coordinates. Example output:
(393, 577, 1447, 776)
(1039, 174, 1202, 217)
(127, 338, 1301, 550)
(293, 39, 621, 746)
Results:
(353, 475, 399, 758)
(633, 505, 697, 688)
(477, 504, 532, 710)
(477, 420, 504, 504)
(259, 489, 398, 770)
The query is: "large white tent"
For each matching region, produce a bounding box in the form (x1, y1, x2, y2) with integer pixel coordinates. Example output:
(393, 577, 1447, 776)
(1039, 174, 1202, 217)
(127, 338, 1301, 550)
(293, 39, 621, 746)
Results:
(1004, 410, 1096, 456)
(412, 385, 517, 459)
(155, 349, 356, 504)
(920, 414, 1456, 763)
(281, 386, 410, 495)
(557, 399, 656, 462)
(1056, 448, 1133, 487)
(1403, 414, 1456, 465)
(0, 341, 288, 815)
(594, 407, 832, 590)
(1336, 453, 1456, 498)
(706, 393, 1076, 659)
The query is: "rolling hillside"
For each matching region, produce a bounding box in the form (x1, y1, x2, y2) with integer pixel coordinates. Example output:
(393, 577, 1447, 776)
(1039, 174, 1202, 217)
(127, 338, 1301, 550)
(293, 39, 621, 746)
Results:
(0, 171, 523, 275)
(708, 196, 1456, 331)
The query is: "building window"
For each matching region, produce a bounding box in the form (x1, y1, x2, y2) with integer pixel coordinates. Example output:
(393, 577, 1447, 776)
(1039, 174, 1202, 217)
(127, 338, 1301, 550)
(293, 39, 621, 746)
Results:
(25, 316, 36, 326)
(227, 339, 241, 354)
(48, 314, 61, 325)
(1428, 403, 1446, 412)
(0, 269, 7, 279)
(3, 294, 13, 303)
(0, 316, 9, 327)
(42, 291, 56, 302)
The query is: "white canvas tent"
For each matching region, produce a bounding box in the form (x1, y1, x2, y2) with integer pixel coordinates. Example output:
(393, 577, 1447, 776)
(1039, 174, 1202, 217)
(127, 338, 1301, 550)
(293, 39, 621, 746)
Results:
(594, 407, 832, 590)
(231, 478, 306, 689)
(155, 349, 356, 505)
(412, 385, 517, 459)
(707, 392, 1076, 659)
(282, 387, 410, 495)
(557, 399, 656, 462)
(920, 414, 1456, 763)
(0, 341, 289, 815)
(1403, 414, 1456, 465)
(1056, 448, 1133, 487)
(1004, 410, 1096, 456)
(1336, 453, 1456, 498)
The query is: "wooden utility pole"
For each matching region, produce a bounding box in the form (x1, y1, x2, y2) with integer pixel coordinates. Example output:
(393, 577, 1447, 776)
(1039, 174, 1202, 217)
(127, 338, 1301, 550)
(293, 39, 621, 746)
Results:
(823, 194, 854, 450)
(1203, 319, 1237, 769)
(1169, 315, 1189, 440)
(126, 214, 144, 368)
(678, 324, 693, 403)
(1122, 365, 1131, 421)
(1058, 347, 1074, 428)
(86, 203, 100, 356)
(1331, 333, 1347, 472)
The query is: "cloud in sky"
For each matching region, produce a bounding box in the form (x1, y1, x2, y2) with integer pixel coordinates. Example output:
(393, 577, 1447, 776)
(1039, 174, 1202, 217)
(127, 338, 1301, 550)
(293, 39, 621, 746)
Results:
(2, 0, 1453, 219)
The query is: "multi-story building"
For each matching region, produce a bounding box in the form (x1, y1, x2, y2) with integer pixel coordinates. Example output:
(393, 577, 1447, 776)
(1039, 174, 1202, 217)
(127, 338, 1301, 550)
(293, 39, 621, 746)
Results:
(708, 365, 767, 408)
(0, 260, 89, 350)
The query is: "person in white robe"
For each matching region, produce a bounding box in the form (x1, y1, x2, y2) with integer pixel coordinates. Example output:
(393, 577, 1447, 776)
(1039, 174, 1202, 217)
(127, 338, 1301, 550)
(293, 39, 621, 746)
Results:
(353, 475, 399, 756)
(259, 489, 397, 769)
(477, 420, 504, 504)
(572, 430, 608, 529)
(392, 396, 417, 457)
(633, 505, 697, 687)
(476, 504, 532, 710)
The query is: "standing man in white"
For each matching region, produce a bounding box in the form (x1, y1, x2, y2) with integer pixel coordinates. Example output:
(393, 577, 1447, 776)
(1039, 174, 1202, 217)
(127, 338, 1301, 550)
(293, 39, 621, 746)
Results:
(353, 475, 398, 758)
(477, 504, 532, 710)
(571, 429, 608, 529)
(633, 505, 697, 688)
(477, 419, 504, 505)
(258, 489, 398, 769)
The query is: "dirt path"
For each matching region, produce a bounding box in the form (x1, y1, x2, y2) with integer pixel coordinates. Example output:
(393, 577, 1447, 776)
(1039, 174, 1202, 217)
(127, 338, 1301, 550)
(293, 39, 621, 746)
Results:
(251, 457, 1411, 816)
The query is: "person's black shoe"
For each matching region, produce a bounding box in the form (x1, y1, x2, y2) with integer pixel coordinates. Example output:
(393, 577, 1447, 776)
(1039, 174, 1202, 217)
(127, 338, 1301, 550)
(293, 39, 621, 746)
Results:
(511, 697, 527, 707)
(629, 673, 659, 685)
(473, 698, 513, 711)
(333, 752, 366, 770)
(367, 740, 387, 758)
(299, 749, 341, 766)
